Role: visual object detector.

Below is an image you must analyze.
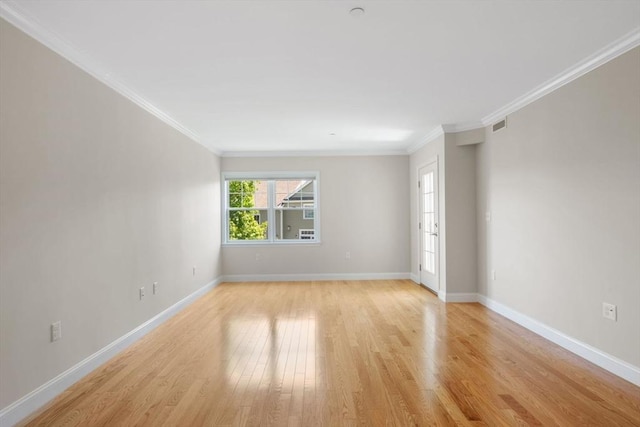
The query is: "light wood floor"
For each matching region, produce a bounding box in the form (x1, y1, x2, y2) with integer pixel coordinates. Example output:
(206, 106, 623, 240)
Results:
(22, 280, 640, 426)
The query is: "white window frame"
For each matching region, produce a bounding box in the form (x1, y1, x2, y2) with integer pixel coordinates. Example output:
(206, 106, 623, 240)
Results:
(222, 171, 320, 245)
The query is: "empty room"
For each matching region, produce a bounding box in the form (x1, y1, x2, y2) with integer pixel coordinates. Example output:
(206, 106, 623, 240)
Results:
(0, 1, 639, 426)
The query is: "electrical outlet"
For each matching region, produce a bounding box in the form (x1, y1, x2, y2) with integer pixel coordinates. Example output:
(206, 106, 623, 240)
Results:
(153, 282, 158, 295)
(256, 253, 261, 261)
(140, 287, 145, 300)
(602, 303, 617, 321)
(193, 266, 196, 276)
(345, 251, 351, 259)
(51, 321, 62, 342)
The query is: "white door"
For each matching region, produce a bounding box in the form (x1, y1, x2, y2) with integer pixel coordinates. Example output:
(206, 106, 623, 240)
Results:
(419, 162, 439, 293)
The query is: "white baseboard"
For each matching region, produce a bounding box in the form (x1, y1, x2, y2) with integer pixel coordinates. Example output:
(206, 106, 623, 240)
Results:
(442, 292, 478, 303)
(477, 294, 640, 387)
(221, 272, 411, 282)
(409, 273, 419, 284)
(0, 278, 223, 427)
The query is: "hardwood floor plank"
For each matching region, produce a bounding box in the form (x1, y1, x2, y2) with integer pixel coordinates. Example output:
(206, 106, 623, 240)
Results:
(19, 280, 640, 426)
(499, 394, 542, 426)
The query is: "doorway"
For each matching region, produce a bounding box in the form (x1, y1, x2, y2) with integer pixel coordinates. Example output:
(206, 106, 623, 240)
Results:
(419, 161, 439, 293)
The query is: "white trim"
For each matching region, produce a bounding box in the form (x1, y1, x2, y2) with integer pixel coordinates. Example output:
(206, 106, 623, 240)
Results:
(482, 28, 640, 125)
(442, 292, 478, 303)
(0, 1, 220, 157)
(409, 273, 419, 284)
(407, 123, 486, 155)
(221, 149, 408, 158)
(222, 240, 322, 247)
(477, 294, 640, 387)
(0, 278, 223, 427)
(221, 273, 410, 282)
(406, 126, 445, 154)
(223, 171, 320, 180)
(441, 122, 484, 133)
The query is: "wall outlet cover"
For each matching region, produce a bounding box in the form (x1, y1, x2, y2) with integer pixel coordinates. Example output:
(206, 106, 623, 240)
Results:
(602, 302, 617, 321)
(51, 321, 62, 342)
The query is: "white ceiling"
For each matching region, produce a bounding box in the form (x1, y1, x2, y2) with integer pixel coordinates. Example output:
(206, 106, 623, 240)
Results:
(2, 0, 639, 155)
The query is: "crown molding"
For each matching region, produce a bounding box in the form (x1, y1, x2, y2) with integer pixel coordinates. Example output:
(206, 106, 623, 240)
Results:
(0, 2, 221, 156)
(482, 27, 640, 126)
(441, 122, 485, 133)
(221, 149, 408, 158)
(406, 125, 445, 154)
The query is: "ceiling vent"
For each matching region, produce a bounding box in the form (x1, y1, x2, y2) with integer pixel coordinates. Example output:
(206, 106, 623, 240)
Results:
(492, 118, 507, 133)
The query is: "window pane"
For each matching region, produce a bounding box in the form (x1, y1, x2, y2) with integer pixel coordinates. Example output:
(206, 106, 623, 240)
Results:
(424, 233, 432, 252)
(425, 193, 433, 212)
(252, 181, 268, 209)
(423, 212, 433, 233)
(228, 180, 267, 209)
(275, 209, 315, 240)
(228, 209, 268, 241)
(275, 180, 314, 208)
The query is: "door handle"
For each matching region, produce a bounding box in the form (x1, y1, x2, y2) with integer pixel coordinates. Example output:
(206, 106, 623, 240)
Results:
(430, 232, 438, 237)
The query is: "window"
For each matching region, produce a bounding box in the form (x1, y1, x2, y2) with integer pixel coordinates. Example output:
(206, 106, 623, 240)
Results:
(223, 172, 319, 244)
(302, 203, 314, 220)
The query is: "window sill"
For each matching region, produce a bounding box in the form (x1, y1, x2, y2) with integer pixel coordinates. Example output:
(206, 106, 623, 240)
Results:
(222, 240, 322, 247)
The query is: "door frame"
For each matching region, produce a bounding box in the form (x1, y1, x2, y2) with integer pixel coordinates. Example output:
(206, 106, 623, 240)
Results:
(418, 158, 440, 294)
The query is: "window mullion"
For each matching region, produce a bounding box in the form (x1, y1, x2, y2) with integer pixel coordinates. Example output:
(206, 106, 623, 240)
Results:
(267, 180, 275, 242)
(313, 178, 319, 240)
(223, 181, 228, 243)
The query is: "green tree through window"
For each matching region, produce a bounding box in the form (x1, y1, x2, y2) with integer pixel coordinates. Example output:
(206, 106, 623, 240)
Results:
(228, 181, 268, 240)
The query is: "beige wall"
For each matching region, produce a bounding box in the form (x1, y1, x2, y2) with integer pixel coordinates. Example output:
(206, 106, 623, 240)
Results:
(476, 47, 640, 367)
(221, 156, 410, 277)
(409, 132, 478, 298)
(444, 134, 477, 295)
(0, 19, 222, 408)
